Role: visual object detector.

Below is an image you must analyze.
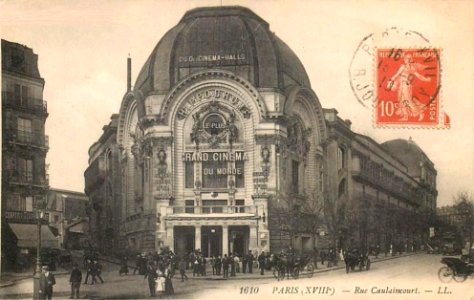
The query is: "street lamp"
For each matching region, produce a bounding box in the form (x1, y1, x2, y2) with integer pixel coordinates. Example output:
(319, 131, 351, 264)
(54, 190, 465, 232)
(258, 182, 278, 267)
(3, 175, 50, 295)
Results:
(33, 196, 46, 300)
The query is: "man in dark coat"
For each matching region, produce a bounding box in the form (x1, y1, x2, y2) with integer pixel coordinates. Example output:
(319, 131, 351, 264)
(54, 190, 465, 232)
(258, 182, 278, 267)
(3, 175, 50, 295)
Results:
(179, 257, 188, 282)
(39, 265, 56, 300)
(222, 254, 229, 278)
(258, 251, 266, 275)
(247, 250, 254, 274)
(91, 260, 104, 284)
(83, 260, 92, 284)
(69, 263, 82, 299)
(230, 253, 236, 277)
(144, 261, 158, 297)
(69, 264, 82, 299)
(215, 256, 222, 275)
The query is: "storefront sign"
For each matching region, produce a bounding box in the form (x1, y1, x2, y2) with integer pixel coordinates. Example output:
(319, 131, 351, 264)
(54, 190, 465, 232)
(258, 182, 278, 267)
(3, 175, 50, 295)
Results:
(183, 152, 248, 162)
(178, 53, 246, 64)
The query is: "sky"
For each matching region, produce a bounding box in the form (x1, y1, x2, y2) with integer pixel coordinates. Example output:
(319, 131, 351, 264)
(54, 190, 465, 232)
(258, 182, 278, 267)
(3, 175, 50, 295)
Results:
(1, 0, 473, 207)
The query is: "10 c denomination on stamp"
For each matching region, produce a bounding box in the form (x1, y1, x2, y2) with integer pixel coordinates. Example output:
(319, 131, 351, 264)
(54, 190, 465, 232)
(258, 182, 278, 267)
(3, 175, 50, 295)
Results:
(376, 48, 440, 126)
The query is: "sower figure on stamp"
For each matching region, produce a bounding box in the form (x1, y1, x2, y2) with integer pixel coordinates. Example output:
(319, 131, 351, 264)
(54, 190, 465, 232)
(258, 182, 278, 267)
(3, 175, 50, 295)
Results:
(69, 263, 82, 299)
(39, 265, 56, 300)
(386, 52, 431, 121)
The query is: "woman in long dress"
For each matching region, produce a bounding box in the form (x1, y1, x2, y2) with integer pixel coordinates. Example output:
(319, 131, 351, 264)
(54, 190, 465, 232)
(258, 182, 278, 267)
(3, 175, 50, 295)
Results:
(387, 53, 431, 121)
(164, 264, 174, 296)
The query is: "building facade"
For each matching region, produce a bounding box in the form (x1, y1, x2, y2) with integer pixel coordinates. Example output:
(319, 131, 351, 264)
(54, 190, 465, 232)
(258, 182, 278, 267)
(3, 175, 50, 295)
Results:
(1, 39, 53, 269)
(46, 188, 89, 249)
(85, 6, 437, 256)
(84, 115, 122, 252)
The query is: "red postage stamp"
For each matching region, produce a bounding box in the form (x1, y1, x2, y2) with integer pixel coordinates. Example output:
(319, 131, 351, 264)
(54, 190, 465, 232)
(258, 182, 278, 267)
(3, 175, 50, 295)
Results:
(376, 48, 441, 126)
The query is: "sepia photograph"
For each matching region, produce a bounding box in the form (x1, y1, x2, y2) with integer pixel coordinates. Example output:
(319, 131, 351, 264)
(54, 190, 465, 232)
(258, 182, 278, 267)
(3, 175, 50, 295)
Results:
(1, 0, 473, 299)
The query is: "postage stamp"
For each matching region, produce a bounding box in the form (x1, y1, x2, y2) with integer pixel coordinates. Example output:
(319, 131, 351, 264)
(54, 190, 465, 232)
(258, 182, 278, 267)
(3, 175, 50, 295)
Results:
(376, 48, 441, 125)
(349, 27, 449, 128)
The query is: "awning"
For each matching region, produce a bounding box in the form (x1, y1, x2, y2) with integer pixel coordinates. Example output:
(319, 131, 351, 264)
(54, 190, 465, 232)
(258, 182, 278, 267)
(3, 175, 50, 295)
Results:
(67, 221, 87, 234)
(9, 223, 59, 249)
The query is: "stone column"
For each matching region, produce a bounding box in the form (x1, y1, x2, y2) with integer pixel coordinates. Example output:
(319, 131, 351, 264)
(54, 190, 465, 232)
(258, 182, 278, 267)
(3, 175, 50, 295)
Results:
(222, 225, 229, 255)
(195, 226, 201, 252)
(166, 224, 174, 251)
(249, 225, 258, 252)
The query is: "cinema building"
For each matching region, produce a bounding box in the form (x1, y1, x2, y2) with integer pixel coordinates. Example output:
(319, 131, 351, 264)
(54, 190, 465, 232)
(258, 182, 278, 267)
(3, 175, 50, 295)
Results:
(85, 6, 437, 256)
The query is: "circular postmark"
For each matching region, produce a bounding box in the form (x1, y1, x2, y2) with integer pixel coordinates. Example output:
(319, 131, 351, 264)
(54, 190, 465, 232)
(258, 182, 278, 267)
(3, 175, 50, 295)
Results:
(349, 27, 446, 128)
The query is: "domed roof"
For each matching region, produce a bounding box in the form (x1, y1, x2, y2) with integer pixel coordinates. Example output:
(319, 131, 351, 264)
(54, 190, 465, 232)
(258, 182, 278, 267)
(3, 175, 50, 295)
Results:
(382, 138, 433, 177)
(134, 6, 310, 97)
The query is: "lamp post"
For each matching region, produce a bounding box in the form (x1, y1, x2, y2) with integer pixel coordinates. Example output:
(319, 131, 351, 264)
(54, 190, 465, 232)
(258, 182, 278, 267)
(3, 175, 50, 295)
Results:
(33, 209, 44, 300)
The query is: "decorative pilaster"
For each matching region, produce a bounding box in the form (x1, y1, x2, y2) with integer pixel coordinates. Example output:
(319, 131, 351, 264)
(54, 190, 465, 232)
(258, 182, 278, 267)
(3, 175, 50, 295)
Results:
(222, 225, 229, 255)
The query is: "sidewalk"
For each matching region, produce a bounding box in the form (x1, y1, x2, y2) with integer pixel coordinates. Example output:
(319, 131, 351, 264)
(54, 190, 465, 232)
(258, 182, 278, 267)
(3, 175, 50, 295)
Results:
(0, 251, 421, 288)
(0, 268, 70, 288)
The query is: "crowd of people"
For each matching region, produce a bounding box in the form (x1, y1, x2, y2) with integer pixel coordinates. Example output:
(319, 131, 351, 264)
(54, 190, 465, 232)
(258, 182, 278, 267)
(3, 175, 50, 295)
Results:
(41, 245, 392, 299)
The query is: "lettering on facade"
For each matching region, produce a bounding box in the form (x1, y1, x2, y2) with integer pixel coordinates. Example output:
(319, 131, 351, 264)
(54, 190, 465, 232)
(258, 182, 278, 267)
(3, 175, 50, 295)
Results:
(183, 152, 248, 162)
(177, 89, 250, 120)
(178, 53, 246, 64)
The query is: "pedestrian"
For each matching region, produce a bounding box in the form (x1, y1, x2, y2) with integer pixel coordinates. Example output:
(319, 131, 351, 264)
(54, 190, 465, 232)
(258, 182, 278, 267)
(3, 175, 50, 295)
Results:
(234, 254, 240, 273)
(312, 247, 319, 269)
(210, 256, 216, 275)
(222, 254, 229, 278)
(92, 260, 104, 284)
(247, 250, 254, 274)
(242, 253, 247, 273)
(39, 265, 56, 300)
(69, 263, 82, 299)
(144, 261, 158, 297)
(164, 264, 174, 296)
(201, 256, 207, 276)
(258, 251, 266, 275)
(83, 260, 92, 284)
(119, 255, 129, 275)
(230, 253, 236, 277)
(193, 256, 199, 277)
(133, 253, 141, 275)
(179, 257, 188, 282)
(215, 256, 222, 275)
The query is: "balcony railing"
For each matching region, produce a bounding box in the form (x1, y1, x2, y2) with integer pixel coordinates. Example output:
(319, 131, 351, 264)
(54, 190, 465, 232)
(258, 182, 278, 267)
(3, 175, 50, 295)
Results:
(3, 169, 49, 188)
(4, 130, 49, 148)
(169, 205, 257, 215)
(2, 91, 48, 113)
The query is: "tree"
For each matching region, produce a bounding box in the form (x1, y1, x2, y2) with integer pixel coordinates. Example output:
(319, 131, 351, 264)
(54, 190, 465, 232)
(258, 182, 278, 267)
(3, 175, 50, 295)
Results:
(299, 189, 325, 250)
(269, 189, 325, 253)
(323, 191, 349, 251)
(453, 191, 474, 251)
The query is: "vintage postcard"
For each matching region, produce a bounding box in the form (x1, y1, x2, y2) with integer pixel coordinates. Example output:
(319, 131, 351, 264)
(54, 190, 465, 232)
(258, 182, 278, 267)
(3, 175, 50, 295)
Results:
(1, 1, 473, 300)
